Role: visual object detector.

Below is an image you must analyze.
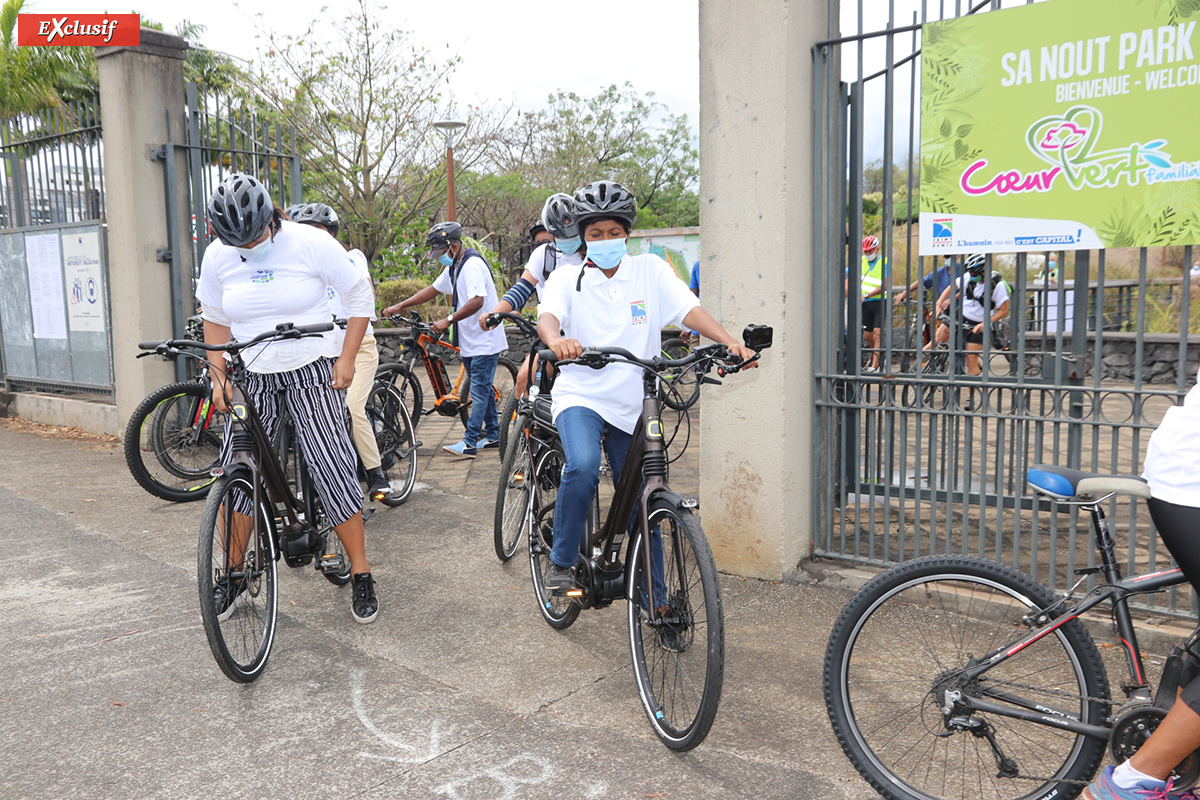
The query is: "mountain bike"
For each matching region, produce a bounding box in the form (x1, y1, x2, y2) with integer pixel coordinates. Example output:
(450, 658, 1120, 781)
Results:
(376, 311, 516, 432)
(123, 370, 223, 502)
(824, 463, 1200, 800)
(504, 324, 772, 750)
(139, 323, 362, 683)
(898, 314, 1015, 408)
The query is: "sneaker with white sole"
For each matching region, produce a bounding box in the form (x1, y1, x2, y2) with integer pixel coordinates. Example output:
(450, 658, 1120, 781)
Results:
(352, 572, 379, 624)
(480, 438, 500, 450)
(1081, 765, 1188, 800)
(214, 574, 248, 622)
(442, 441, 477, 458)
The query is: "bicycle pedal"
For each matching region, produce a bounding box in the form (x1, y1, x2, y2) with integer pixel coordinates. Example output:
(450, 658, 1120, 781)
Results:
(550, 585, 584, 598)
(318, 554, 346, 574)
(362, 506, 376, 523)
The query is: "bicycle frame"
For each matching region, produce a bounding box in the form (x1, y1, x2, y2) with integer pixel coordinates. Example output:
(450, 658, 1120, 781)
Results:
(944, 498, 1188, 741)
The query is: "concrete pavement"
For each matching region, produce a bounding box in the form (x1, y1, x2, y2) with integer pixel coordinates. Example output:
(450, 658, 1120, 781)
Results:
(0, 413, 871, 800)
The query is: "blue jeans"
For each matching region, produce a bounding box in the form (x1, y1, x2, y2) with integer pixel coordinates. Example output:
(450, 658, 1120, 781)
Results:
(550, 406, 634, 569)
(462, 353, 500, 448)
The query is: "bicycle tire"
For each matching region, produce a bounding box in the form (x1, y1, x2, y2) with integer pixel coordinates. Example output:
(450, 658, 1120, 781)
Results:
(367, 381, 418, 507)
(660, 337, 701, 411)
(494, 412, 533, 561)
(376, 361, 424, 426)
(456, 355, 518, 433)
(124, 381, 222, 502)
(627, 500, 725, 751)
(824, 555, 1110, 800)
(197, 473, 279, 683)
(496, 389, 518, 461)
(528, 444, 581, 629)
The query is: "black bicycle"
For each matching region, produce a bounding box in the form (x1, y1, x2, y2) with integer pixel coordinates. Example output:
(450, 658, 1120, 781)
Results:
(500, 323, 771, 750)
(139, 323, 364, 682)
(824, 464, 1200, 800)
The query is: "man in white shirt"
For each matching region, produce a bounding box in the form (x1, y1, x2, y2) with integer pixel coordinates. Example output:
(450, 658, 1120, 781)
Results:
(935, 253, 1010, 376)
(382, 221, 508, 458)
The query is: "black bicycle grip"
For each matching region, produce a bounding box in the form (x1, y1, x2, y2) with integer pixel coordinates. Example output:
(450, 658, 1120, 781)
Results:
(295, 322, 335, 334)
(137, 340, 164, 350)
(538, 348, 558, 364)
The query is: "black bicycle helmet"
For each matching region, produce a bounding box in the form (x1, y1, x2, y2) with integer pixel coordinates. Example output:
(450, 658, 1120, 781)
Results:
(541, 192, 579, 239)
(965, 253, 987, 276)
(292, 202, 340, 235)
(572, 180, 638, 234)
(208, 173, 274, 247)
(425, 221, 463, 248)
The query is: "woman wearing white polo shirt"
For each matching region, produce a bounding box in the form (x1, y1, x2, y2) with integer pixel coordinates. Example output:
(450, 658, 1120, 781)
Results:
(535, 180, 758, 593)
(197, 173, 380, 624)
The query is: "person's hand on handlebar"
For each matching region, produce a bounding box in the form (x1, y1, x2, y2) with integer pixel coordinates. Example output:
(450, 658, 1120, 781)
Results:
(726, 342, 759, 369)
(546, 335, 583, 362)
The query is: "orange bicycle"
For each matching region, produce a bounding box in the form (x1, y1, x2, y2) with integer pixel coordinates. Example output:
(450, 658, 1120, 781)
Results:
(379, 311, 517, 431)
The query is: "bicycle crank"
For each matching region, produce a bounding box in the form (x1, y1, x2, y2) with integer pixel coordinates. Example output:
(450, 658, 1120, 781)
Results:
(1111, 700, 1200, 791)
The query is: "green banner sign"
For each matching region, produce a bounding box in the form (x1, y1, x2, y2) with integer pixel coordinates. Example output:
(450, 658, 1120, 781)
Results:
(919, 0, 1200, 255)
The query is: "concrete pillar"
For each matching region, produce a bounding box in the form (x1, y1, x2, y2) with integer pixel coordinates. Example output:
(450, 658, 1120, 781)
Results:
(96, 28, 191, 426)
(698, 0, 832, 579)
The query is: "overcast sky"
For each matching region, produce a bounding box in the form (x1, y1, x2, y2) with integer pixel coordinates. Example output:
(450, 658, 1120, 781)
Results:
(32, 0, 703, 127)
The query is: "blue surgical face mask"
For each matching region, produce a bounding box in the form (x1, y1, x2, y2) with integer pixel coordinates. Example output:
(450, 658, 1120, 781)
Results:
(236, 237, 274, 262)
(438, 252, 454, 268)
(554, 235, 581, 255)
(586, 238, 627, 270)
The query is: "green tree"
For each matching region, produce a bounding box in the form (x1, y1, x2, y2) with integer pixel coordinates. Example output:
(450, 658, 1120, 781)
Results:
(245, 0, 508, 275)
(0, 0, 95, 118)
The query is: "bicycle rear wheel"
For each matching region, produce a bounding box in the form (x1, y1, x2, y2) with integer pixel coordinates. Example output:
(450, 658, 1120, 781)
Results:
(124, 381, 223, 502)
(496, 390, 518, 462)
(494, 412, 533, 561)
(367, 382, 418, 507)
(627, 500, 724, 751)
(824, 555, 1110, 800)
(197, 473, 279, 683)
(528, 444, 580, 629)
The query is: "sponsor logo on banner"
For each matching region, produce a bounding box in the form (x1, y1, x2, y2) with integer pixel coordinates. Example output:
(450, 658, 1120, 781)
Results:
(932, 218, 954, 245)
(17, 14, 140, 46)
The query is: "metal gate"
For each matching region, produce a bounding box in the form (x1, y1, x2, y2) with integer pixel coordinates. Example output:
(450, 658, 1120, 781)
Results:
(0, 99, 112, 396)
(811, 0, 1196, 616)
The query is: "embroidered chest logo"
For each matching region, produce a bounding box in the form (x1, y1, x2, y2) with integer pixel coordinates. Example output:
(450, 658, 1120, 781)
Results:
(251, 270, 274, 284)
(630, 300, 647, 325)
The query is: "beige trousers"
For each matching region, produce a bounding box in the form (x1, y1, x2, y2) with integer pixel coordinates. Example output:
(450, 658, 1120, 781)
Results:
(347, 334, 382, 470)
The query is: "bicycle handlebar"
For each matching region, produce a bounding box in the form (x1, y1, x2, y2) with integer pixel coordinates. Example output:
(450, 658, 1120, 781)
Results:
(137, 321, 334, 357)
(538, 343, 755, 374)
(485, 311, 537, 335)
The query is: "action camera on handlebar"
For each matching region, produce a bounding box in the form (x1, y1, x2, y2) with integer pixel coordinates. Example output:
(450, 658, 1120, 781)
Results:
(743, 325, 773, 352)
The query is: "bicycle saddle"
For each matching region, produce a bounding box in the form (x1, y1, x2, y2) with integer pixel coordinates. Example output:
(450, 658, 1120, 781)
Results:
(1027, 464, 1151, 501)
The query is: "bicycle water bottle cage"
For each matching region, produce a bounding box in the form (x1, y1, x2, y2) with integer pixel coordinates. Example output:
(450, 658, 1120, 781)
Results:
(280, 523, 318, 568)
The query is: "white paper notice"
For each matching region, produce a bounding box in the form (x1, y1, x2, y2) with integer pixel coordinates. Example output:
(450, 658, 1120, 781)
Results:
(63, 231, 105, 332)
(25, 232, 66, 340)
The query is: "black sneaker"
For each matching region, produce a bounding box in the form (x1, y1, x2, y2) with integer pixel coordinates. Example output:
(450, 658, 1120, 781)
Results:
(365, 467, 391, 501)
(658, 624, 688, 653)
(545, 563, 576, 595)
(352, 572, 379, 624)
(214, 574, 248, 623)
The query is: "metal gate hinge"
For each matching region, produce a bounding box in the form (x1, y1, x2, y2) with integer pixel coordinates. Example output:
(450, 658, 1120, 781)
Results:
(150, 146, 166, 162)
(156, 249, 172, 262)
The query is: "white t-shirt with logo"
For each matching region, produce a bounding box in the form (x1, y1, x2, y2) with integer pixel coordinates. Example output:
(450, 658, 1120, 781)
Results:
(197, 221, 374, 373)
(1144, 367, 1200, 507)
(955, 274, 1010, 323)
(538, 253, 700, 434)
(432, 253, 508, 357)
(523, 243, 584, 299)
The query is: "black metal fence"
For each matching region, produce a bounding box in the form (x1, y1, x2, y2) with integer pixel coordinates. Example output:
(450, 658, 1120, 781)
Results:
(811, 0, 1197, 617)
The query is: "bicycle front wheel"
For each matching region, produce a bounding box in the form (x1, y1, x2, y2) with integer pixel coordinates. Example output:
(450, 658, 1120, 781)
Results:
(197, 473, 279, 683)
(124, 381, 223, 502)
(824, 555, 1110, 800)
(528, 444, 580, 629)
(376, 361, 424, 426)
(496, 389, 518, 461)
(660, 337, 701, 411)
(494, 412, 533, 561)
(368, 382, 418, 507)
(627, 501, 724, 751)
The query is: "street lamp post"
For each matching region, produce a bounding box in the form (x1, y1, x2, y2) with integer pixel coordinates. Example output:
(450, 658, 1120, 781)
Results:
(433, 117, 466, 222)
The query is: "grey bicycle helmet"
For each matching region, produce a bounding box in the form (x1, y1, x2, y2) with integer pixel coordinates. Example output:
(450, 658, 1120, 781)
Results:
(425, 221, 463, 248)
(541, 192, 579, 239)
(573, 180, 638, 234)
(965, 253, 987, 276)
(284, 203, 306, 220)
(208, 173, 274, 247)
(292, 202, 340, 235)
